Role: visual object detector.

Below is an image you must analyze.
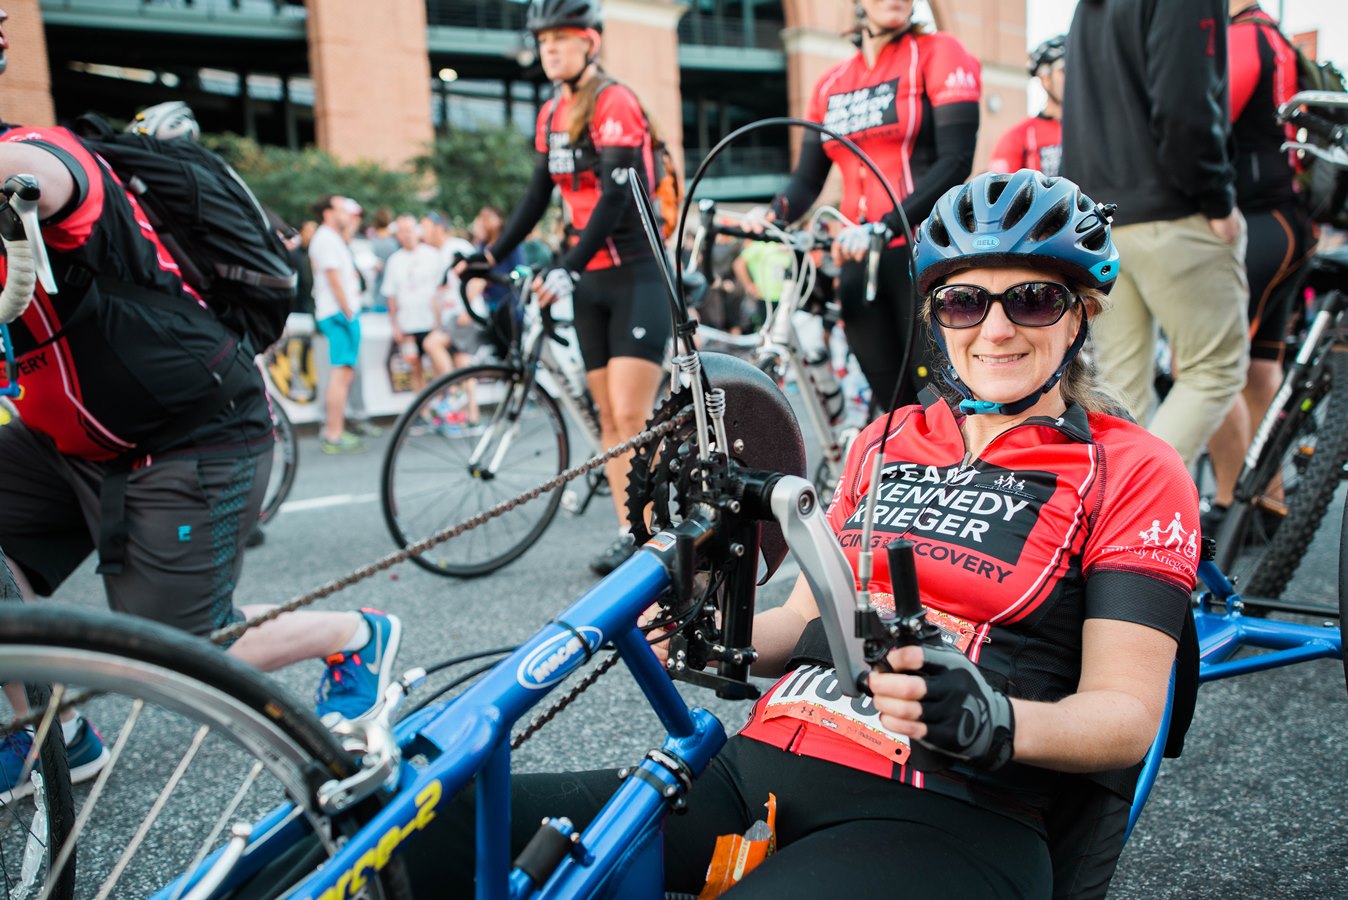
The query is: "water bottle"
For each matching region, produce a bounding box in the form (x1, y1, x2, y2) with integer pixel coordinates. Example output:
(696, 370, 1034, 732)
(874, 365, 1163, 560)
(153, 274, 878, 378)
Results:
(803, 347, 844, 424)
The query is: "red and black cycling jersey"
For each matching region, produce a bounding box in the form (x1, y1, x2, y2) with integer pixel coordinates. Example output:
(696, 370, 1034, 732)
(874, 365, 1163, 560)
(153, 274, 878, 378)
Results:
(739, 390, 1196, 829)
(773, 31, 981, 243)
(0, 125, 269, 461)
(532, 83, 655, 271)
(1229, 6, 1301, 210)
(987, 114, 1062, 177)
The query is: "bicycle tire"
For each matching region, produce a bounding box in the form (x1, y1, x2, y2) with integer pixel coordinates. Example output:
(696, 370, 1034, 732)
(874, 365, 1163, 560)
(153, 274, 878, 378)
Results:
(258, 400, 298, 526)
(381, 364, 569, 577)
(0, 682, 77, 900)
(1243, 351, 1348, 598)
(0, 605, 409, 900)
(1339, 494, 1348, 693)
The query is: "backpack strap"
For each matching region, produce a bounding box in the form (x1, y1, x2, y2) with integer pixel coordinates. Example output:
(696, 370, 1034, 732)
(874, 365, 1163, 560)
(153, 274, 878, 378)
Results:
(89, 277, 257, 575)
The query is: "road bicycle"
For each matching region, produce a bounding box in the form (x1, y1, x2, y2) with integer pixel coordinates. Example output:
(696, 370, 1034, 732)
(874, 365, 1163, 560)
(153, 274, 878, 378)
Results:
(687, 201, 882, 495)
(379, 272, 606, 577)
(1212, 90, 1348, 605)
(258, 356, 299, 529)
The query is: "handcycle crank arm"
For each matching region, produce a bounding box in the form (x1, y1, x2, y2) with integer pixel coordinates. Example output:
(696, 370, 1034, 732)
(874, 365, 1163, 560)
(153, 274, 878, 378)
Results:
(768, 475, 869, 696)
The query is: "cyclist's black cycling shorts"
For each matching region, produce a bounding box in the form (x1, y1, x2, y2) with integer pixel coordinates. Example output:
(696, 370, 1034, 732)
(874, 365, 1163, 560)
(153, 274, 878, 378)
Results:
(0, 415, 269, 637)
(405, 735, 1053, 897)
(572, 256, 671, 369)
(1245, 205, 1312, 362)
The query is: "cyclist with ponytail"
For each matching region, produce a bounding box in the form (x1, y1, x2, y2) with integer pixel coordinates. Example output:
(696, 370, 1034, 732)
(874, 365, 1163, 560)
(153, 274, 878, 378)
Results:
(417, 172, 1198, 899)
(456, 0, 671, 576)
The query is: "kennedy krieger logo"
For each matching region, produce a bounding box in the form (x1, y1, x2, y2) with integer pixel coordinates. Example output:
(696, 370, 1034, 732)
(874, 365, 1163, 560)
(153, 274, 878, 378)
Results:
(822, 79, 900, 139)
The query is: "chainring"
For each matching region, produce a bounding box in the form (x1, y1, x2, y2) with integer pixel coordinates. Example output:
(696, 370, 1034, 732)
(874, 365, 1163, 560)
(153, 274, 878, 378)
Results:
(626, 386, 702, 545)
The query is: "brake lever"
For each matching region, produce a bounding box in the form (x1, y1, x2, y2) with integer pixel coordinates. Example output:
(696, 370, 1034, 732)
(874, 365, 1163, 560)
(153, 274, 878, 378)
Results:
(864, 222, 888, 304)
(1281, 140, 1348, 167)
(4, 175, 56, 295)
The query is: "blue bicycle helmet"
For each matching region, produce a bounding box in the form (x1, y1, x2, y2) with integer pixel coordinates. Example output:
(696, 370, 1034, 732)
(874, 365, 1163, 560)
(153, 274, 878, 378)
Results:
(913, 170, 1120, 416)
(914, 169, 1119, 296)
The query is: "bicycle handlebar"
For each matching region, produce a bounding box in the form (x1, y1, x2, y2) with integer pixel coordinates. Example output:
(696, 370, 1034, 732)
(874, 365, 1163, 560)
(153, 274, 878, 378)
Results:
(1278, 91, 1348, 170)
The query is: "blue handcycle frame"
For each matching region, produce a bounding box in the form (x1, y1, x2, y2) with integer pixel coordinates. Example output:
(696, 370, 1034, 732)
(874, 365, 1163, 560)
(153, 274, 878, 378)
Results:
(1128, 560, 1342, 838)
(157, 519, 732, 900)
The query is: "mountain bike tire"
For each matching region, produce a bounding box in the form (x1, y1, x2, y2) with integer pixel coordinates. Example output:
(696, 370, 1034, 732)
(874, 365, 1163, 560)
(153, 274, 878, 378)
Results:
(0, 682, 78, 900)
(1243, 351, 1348, 599)
(258, 399, 298, 526)
(380, 365, 569, 577)
(1339, 495, 1348, 694)
(0, 605, 410, 900)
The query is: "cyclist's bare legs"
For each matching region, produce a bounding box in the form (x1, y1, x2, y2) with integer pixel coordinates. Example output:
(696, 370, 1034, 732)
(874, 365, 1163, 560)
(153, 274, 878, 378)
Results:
(588, 357, 664, 522)
(424, 329, 453, 378)
(1208, 358, 1284, 508)
(230, 605, 361, 672)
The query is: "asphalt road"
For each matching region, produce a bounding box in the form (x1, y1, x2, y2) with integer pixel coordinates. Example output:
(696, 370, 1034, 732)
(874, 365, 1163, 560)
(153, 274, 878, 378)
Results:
(42, 400, 1348, 898)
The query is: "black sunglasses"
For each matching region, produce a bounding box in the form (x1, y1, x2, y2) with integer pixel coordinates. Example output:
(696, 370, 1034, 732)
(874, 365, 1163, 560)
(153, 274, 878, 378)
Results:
(930, 281, 1078, 329)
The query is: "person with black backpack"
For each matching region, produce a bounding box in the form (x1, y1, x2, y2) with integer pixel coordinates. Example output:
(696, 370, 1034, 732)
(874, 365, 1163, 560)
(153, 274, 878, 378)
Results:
(0, 19, 401, 799)
(457, 0, 672, 576)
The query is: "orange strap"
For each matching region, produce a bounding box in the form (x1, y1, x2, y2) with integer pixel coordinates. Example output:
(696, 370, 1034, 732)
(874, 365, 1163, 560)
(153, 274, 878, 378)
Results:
(696, 793, 778, 900)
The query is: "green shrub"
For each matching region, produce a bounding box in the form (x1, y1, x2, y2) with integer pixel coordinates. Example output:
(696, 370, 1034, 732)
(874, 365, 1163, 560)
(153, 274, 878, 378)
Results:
(413, 125, 537, 228)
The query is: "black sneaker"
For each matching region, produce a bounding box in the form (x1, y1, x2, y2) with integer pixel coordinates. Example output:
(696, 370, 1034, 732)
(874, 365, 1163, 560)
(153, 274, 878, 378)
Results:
(590, 536, 636, 576)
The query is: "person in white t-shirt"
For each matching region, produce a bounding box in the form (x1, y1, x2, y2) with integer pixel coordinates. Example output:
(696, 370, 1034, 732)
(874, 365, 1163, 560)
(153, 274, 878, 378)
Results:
(382, 215, 446, 394)
(421, 212, 479, 379)
(309, 194, 365, 454)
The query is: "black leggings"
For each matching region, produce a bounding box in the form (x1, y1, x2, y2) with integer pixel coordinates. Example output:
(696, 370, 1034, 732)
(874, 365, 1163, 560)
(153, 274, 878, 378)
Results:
(1244, 204, 1312, 362)
(572, 256, 672, 369)
(836, 245, 936, 412)
(402, 736, 1051, 898)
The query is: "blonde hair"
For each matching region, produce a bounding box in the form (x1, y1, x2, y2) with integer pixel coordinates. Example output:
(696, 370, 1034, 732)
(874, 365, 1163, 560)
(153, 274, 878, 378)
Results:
(921, 283, 1128, 417)
(566, 65, 661, 147)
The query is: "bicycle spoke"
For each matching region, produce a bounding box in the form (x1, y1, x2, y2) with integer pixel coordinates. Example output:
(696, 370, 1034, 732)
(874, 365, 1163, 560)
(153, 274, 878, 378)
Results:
(169, 761, 263, 900)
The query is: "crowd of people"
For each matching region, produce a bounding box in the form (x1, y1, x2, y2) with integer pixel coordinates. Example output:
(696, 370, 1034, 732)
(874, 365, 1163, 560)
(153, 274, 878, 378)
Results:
(0, 0, 1342, 895)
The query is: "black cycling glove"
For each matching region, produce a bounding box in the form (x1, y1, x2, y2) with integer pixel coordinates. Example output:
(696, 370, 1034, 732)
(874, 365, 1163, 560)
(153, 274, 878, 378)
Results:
(916, 643, 1015, 770)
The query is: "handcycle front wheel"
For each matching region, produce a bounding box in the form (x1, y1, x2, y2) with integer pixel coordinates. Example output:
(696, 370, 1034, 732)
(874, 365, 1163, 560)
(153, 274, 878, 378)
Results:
(380, 364, 570, 578)
(1218, 351, 1348, 600)
(0, 605, 409, 900)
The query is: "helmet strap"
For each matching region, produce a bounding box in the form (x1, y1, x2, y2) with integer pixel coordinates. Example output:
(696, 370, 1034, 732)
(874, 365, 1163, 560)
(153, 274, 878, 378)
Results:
(931, 308, 1090, 417)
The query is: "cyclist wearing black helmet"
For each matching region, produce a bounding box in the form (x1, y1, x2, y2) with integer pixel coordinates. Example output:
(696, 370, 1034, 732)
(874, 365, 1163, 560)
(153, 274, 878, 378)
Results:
(419, 172, 1198, 899)
(456, 0, 671, 576)
(987, 35, 1065, 177)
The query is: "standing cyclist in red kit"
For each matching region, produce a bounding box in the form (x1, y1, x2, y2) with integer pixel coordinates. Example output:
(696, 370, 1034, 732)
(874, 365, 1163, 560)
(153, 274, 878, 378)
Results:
(987, 36, 1065, 177)
(751, 0, 981, 412)
(457, 0, 672, 576)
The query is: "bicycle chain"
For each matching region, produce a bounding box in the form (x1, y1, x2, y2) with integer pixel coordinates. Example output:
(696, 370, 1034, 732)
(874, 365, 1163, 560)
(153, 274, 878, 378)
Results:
(209, 409, 694, 646)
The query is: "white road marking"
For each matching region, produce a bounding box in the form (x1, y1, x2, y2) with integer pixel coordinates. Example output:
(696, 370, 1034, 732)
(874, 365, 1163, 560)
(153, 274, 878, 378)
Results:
(281, 492, 380, 513)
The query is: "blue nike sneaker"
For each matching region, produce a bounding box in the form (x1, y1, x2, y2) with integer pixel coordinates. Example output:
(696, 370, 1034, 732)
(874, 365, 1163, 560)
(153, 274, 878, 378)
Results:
(315, 609, 403, 724)
(0, 718, 111, 803)
(0, 729, 37, 803)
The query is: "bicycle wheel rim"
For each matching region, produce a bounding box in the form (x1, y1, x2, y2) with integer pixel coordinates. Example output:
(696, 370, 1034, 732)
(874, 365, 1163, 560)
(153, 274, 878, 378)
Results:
(258, 404, 298, 526)
(0, 605, 401, 900)
(380, 365, 569, 578)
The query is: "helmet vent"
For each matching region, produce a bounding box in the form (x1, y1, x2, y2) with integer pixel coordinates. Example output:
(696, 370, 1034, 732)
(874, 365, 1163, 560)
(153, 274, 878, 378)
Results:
(955, 187, 976, 232)
(928, 210, 951, 247)
(985, 176, 1010, 206)
(1080, 222, 1108, 252)
(1029, 198, 1072, 242)
(1002, 183, 1035, 230)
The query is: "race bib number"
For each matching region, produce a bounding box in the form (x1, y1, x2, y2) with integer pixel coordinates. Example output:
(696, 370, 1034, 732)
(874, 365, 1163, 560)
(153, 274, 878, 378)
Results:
(762, 664, 913, 764)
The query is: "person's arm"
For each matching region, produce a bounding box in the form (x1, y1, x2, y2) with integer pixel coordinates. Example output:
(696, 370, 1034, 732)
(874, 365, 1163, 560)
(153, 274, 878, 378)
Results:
(325, 268, 354, 320)
(0, 142, 78, 219)
(732, 252, 759, 299)
(488, 153, 554, 264)
(881, 103, 979, 237)
(1145, 0, 1237, 220)
(770, 133, 833, 223)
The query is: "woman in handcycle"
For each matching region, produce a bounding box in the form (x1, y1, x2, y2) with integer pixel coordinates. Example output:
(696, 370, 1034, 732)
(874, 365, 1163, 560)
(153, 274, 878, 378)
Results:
(416, 171, 1199, 898)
